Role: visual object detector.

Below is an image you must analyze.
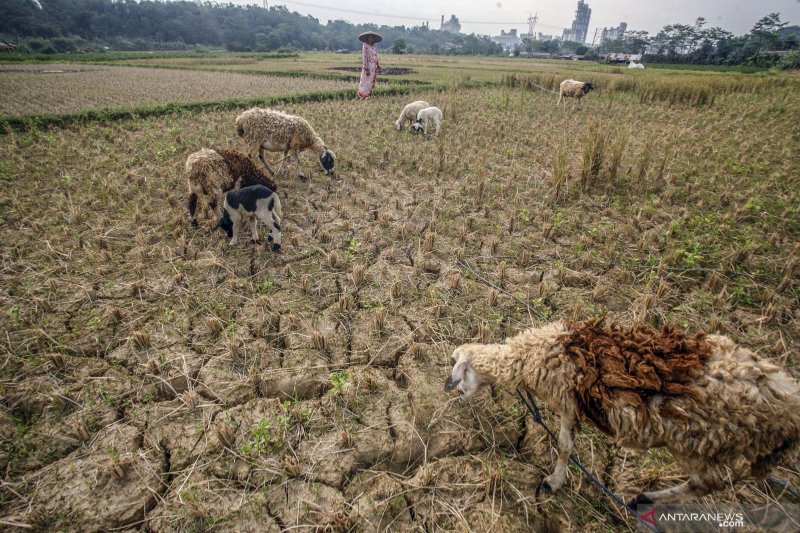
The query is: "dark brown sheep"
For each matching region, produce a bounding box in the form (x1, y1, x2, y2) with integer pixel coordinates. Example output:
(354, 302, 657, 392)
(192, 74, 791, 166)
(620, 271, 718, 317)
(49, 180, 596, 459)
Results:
(185, 148, 278, 226)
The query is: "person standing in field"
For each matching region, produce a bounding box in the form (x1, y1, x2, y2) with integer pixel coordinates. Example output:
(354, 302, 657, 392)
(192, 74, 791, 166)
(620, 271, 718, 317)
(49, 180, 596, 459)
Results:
(357, 31, 382, 99)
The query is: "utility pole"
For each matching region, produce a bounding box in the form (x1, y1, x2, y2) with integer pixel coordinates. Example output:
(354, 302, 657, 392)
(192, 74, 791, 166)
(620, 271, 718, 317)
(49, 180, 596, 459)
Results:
(591, 27, 600, 47)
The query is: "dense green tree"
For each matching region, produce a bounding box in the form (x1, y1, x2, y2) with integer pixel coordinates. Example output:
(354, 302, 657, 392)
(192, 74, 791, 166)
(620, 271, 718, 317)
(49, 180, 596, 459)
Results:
(391, 38, 406, 54)
(0, 0, 503, 55)
(751, 13, 788, 50)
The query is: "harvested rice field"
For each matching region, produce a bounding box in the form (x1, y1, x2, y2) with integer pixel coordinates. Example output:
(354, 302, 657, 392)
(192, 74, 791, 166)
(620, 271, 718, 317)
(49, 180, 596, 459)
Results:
(0, 54, 799, 532)
(0, 64, 354, 117)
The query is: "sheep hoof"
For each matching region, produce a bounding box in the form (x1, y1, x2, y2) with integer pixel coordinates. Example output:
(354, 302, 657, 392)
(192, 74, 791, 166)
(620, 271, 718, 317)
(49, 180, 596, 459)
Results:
(191, 219, 198, 228)
(267, 235, 273, 242)
(272, 243, 281, 253)
(627, 493, 653, 508)
(536, 478, 554, 496)
(251, 239, 261, 245)
(298, 173, 309, 182)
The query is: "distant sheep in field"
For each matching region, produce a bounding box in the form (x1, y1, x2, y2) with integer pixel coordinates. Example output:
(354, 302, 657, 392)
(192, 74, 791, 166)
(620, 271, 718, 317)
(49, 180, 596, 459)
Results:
(185, 148, 278, 227)
(217, 185, 282, 251)
(411, 106, 443, 136)
(629, 61, 645, 69)
(395, 100, 430, 131)
(235, 107, 335, 181)
(556, 79, 595, 109)
(446, 320, 800, 504)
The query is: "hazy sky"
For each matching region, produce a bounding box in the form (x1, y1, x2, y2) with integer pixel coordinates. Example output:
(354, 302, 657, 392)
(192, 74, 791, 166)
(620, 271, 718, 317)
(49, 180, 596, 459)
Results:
(253, 1, 800, 37)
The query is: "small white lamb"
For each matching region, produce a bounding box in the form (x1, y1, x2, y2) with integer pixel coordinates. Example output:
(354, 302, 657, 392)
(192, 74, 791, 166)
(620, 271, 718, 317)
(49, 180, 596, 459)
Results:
(395, 100, 430, 131)
(412, 106, 443, 136)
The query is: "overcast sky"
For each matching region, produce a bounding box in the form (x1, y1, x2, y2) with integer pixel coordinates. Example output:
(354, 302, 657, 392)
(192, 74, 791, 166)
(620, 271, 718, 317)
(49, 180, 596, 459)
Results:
(254, 1, 799, 37)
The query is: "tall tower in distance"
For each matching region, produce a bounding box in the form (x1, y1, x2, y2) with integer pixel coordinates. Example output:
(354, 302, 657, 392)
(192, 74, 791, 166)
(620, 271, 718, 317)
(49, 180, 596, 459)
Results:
(527, 13, 538, 37)
(565, 1, 591, 43)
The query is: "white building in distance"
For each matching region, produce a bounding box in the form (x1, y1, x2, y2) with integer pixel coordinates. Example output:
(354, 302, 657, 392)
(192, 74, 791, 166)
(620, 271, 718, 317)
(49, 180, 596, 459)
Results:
(492, 29, 521, 51)
(440, 15, 461, 34)
(599, 23, 627, 44)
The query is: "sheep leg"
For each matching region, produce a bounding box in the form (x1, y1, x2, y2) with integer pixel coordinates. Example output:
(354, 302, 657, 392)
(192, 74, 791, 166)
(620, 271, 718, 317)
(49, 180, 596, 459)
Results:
(629, 480, 697, 506)
(188, 192, 199, 227)
(249, 215, 260, 244)
(294, 149, 307, 181)
(258, 146, 276, 176)
(229, 212, 241, 246)
(208, 195, 219, 219)
(433, 118, 440, 136)
(277, 145, 289, 177)
(543, 417, 576, 492)
(631, 471, 716, 506)
(556, 94, 563, 107)
(256, 202, 281, 252)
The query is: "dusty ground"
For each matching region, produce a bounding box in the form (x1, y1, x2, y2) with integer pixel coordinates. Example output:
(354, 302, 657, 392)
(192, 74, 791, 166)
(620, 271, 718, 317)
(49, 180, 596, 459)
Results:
(0, 80, 798, 532)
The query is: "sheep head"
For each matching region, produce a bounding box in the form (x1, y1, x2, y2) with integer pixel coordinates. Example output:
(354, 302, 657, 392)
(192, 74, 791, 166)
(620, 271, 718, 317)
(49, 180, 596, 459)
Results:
(412, 119, 424, 133)
(235, 113, 247, 137)
(445, 344, 494, 400)
(217, 210, 234, 238)
(318, 149, 336, 175)
(583, 82, 595, 94)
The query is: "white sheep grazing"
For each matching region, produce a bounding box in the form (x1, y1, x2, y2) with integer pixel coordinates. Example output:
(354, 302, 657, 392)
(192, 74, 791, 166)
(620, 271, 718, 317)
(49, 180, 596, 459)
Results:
(446, 320, 800, 504)
(411, 106, 443, 136)
(556, 79, 595, 109)
(395, 100, 430, 131)
(235, 107, 336, 181)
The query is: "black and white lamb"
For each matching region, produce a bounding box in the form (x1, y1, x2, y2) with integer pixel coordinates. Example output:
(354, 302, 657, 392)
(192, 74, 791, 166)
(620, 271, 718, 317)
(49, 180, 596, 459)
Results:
(217, 185, 282, 251)
(185, 148, 278, 227)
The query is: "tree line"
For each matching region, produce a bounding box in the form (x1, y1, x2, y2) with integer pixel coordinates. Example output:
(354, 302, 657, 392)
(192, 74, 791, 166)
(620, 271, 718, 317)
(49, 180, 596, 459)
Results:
(2, 1, 797, 68)
(521, 13, 799, 68)
(0, 0, 503, 55)
(611, 14, 797, 67)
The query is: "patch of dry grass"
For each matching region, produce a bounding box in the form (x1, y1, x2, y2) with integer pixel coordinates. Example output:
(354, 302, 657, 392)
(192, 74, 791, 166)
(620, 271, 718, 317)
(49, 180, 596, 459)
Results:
(0, 69, 797, 531)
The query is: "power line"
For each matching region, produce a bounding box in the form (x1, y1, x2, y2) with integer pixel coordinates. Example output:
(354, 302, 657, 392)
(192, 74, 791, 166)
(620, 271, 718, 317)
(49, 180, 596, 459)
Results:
(279, 1, 564, 31)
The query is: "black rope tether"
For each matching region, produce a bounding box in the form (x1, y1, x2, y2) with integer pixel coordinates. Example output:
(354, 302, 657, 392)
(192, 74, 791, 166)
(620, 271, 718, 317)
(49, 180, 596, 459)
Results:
(517, 390, 660, 533)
